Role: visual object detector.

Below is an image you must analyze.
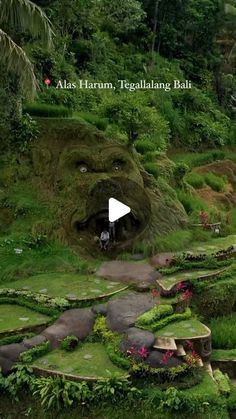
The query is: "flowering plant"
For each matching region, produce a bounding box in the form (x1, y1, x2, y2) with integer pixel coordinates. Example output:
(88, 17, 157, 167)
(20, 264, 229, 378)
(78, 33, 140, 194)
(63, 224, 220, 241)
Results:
(151, 288, 159, 298)
(176, 282, 187, 291)
(180, 290, 193, 301)
(161, 350, 174, 365)
(126, 346, 149, 360)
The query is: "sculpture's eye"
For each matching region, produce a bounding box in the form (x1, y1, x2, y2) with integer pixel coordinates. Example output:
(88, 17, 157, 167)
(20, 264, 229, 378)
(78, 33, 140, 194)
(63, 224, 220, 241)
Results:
(77, 163, 88, 173)
(112, 159, 125, 172)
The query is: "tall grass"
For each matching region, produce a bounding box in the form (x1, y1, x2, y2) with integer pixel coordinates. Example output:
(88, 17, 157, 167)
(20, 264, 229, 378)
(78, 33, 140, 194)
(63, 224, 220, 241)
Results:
(209, 313, 236, 349)
(133, 228, 212, 256)
(76, 112, 108, 131)
(177, 190, 208, 216)
(204, 172, 227, 192)
(185, 173, 205, 189)
(169, 150, 229, 167)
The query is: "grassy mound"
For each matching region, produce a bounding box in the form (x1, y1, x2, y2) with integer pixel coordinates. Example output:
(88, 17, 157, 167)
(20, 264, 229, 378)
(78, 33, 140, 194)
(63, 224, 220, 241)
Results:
(0, 304, 50, 334)
(0, 272, 126, 300)
(158, 268, 223, 291)
(33, 342, 127, 378)
(155, 318, 210, 339)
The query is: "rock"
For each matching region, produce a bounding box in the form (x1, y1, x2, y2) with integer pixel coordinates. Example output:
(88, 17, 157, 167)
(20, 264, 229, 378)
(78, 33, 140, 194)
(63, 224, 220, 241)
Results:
(92, 303, 108, 315)
(23, 334, 47, 349)
(39, 289, 48, 294)
(106, 292, 155, 333)
(0, 355, 14, 375)
(0, 343, 27, 362)
(145, 350, 183, 368)
(149, 253, 175, 268)
(120, 327, 155, 352)
(97, 261, 159, 289)
(42, 308, 96, 348)
(83, 354, 93, 360)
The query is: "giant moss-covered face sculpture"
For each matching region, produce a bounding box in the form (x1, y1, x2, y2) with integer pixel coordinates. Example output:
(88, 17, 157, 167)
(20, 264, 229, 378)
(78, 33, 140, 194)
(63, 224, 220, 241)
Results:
(32, 119, 187, 253)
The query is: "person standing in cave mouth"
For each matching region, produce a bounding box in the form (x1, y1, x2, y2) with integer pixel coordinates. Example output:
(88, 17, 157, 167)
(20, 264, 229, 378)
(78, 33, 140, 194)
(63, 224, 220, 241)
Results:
(100, 229, 110, 250)
(109, 221, 116, 243)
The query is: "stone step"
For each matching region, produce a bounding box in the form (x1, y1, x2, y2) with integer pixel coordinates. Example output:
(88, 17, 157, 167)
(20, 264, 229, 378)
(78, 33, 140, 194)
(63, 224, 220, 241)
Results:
(153, 337, 177, 351)
(196, 357, 204, 368)
(203, 361, 214, 378)
(176, 344, 186, 357)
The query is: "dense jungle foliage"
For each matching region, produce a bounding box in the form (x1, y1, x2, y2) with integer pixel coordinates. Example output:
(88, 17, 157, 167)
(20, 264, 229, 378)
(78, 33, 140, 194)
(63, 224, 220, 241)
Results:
(1, 0, 236, 153)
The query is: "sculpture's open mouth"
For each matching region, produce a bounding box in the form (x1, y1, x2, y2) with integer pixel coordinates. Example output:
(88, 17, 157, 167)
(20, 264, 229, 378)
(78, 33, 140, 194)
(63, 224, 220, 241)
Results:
(73, 208, 142, 242)
(70, 177, 151, 245)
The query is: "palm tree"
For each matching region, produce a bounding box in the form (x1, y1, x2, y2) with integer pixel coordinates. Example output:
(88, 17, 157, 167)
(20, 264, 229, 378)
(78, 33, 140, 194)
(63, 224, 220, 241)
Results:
(0, 0, 53, 98)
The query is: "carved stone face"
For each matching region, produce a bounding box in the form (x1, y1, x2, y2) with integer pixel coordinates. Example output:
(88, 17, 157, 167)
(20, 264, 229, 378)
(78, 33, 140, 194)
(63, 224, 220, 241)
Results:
(31, 120, 187, 252)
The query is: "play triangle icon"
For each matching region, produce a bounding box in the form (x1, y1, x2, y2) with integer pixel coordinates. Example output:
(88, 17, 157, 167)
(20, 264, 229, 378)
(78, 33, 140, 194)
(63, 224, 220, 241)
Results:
(109, 198, 131, 222)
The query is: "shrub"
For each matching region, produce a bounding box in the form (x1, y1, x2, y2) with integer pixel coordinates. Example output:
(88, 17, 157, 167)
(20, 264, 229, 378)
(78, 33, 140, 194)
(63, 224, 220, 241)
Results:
(192, 278, 236, 319)
(60, 335, 79, 351)
(136, 305, 174, 327)
(185, 172, 205, 189)
(11, 113, 39, 152)
(93, 316, 114, 343)
(32, 376, 93, 409)
(135, 140, 156, 154)
(213, 370, 231, 395)
(204, 172, 226, 192)
(140, 308, 192, 332)
(173, 163, 190, 185)
(20, 341, 51, 363)
(143, 162, 159, 178)
(24, 103, 72, 118)
(78, 112, 108, 131)
(0, 332, 35, 346)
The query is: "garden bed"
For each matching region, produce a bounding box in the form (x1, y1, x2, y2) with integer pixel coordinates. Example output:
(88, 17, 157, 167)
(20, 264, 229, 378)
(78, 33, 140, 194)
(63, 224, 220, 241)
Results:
(155, 318, 210, 339)
(157, 268, 225, 291)
(0, 304, 50, 335)
(0, 272, 127, 301)
(32, 342, 127, 380)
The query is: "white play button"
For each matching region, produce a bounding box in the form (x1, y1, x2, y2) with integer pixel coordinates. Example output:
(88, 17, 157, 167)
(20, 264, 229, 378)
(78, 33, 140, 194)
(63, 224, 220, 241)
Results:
(109, 198, 131, 222)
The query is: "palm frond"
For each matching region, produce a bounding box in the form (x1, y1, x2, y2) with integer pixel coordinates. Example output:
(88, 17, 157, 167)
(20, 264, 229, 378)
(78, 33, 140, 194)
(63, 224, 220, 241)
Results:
(0, 0, 53, 48)
(0, 29, 37, 98)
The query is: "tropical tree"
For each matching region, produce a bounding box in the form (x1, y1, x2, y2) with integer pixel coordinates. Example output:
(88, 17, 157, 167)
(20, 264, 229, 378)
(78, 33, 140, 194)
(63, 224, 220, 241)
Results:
(0, 0, 53, 98)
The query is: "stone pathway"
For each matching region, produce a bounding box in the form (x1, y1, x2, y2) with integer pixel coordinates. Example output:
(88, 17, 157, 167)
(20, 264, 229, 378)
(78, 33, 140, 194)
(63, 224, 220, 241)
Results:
(97, 261, 160, 290)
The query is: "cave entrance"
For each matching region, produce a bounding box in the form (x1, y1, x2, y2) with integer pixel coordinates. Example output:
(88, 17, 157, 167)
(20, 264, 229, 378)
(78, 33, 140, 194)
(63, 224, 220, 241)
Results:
(74, 210, 141, 243)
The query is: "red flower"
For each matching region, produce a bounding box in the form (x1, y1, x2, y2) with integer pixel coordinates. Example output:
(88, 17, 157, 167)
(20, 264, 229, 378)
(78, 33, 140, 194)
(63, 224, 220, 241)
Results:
(191, 350, 199, 359)
(138, 347, 149, 359)
(181, 290, 193, 301)
(161, 350, 174, 364)
(176, 282, 186, 291)
(186, 350, 200, 365)
(151, 289, 159, 298)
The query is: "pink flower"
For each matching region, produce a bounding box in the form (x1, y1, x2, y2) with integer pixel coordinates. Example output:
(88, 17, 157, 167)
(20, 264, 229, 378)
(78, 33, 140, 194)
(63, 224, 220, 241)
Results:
(185, 340, 193, 349)
(181, 290, 193, 301)
(138, 347, 149, 359)
(126, 346, 137, 356)
(191, 350, 199, 359)
(176, 282, 186, 291)
(161, 350, 174, 364)
(44, 78, 51, 86)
